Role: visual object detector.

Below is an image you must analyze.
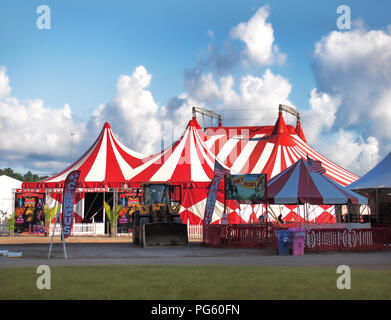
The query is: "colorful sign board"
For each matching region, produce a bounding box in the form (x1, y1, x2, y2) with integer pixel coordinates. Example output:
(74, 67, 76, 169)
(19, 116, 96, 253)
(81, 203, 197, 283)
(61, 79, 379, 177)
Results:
(225, 174, 267, 204)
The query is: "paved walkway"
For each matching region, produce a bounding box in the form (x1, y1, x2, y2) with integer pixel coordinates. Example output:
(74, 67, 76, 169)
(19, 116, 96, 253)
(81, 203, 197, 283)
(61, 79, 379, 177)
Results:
(1, 238, 390, 270)
(0, 235, 131, 244)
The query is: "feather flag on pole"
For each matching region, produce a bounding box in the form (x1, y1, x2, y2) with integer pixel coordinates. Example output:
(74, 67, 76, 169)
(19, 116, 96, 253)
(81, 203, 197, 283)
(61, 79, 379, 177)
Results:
(62, 170, 81, 239)
(48, 170, 80, 259)
(203, 160, 230, 226)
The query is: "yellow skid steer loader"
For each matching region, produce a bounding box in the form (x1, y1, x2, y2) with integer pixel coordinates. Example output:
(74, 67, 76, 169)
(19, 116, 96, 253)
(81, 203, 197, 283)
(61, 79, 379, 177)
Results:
(132, 183, 188, 247)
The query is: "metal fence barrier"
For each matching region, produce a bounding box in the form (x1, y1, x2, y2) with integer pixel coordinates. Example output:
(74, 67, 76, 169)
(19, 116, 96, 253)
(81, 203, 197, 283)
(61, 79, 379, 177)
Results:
(49, 223, 95, 236)
(187, 224, 203, 241)
(203, 223, 390, 252)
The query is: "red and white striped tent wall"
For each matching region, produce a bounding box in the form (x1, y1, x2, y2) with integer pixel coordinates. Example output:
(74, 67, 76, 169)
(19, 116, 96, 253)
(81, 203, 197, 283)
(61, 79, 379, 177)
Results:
(21, 122, 147, 222)
(204, 111, 361, 223)
(127, 117, 232, 224)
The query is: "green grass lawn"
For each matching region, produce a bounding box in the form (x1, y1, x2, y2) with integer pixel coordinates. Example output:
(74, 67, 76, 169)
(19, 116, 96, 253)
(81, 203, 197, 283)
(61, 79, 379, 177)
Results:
(0, 264, 390, 300)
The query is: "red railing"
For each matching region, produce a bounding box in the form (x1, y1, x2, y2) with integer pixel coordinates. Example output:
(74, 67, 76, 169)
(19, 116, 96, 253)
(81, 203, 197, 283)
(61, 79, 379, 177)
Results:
(305, 228, 389, 252)
(371, 224, 391, 244)
(226, 224, 276, 248)
(202, 224, 228, 248)
(202, 224, 391, 252)
(202, 224, 277, 249)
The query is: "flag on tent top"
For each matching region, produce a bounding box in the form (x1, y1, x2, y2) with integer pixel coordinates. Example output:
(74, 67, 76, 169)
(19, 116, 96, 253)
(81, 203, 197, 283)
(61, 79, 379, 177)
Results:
(307, 155, 326, 174)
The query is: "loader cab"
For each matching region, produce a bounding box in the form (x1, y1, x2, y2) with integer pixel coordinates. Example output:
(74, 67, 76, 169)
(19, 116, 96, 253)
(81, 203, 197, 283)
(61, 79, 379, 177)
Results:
(141, 183, 181, 207)
(169, 184, 181, 204)
(144, 184, 169, 205)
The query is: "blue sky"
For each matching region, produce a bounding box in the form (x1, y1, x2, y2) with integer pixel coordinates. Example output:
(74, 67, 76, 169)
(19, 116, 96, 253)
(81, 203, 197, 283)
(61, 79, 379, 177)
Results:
(1, 0, 388, 118)
(1, 0, 391, 175)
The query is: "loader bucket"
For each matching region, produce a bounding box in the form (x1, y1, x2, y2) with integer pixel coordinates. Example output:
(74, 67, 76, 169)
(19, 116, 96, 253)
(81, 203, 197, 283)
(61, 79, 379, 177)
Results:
(143, 223, 188, 247)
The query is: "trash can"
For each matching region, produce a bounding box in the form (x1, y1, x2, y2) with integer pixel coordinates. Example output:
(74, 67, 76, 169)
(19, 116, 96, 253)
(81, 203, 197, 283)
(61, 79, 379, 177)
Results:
(289, 228, 306, 256)
(277, 230, 292, 255)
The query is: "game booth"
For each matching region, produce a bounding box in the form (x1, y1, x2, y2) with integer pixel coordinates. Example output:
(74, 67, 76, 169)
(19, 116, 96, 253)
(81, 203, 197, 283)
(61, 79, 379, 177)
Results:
(14, 191, 45, 234)
(116, 189, 141, 234)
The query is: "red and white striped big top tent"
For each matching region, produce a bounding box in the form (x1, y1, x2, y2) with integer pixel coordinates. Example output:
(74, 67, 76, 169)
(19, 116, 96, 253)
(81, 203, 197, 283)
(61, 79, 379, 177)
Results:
(203, 111, 361, 223)
(17, 111, 364, 225)
(21, 122, 147, 222)
(126, 117, 231, 224)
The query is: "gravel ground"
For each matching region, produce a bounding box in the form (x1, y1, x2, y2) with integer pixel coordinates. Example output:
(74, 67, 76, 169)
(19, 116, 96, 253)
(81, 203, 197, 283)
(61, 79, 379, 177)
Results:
(0, 236, 390, 270)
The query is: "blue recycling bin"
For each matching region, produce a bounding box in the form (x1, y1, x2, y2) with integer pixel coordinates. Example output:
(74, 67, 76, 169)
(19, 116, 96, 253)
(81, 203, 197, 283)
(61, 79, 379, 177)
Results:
(277, 230, 292, 255)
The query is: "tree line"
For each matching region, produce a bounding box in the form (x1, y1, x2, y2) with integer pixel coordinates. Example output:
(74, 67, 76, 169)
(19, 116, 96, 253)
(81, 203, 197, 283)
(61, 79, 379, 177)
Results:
(0, 168, 49, 182)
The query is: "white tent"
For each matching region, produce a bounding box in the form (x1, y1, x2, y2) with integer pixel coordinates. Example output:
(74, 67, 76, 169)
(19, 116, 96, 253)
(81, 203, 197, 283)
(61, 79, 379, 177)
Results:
(349, 152, 391, 190)
(348, 152, 391, 223)
(0, 175, 22, 219)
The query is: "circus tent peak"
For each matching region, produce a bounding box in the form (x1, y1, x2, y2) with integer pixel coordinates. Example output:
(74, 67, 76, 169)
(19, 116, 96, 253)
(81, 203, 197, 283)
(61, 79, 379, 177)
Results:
(191, 116, 202, 130)
(295, 119, 307, 143)
(22, 122, 147, 189)
(128, 117, 222, 184)
(126, 116, 234, 224)
(204, 111, 359, 186)
(271, 111, 290, 136)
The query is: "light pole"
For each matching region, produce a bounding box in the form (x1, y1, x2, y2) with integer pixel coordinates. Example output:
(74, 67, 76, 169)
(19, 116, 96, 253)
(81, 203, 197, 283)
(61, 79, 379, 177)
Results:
(70, 133, 75, 164)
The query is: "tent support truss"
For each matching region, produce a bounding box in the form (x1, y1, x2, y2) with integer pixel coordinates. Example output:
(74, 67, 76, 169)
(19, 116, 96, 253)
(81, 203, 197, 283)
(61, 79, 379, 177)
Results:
(192, 107, 222, 126)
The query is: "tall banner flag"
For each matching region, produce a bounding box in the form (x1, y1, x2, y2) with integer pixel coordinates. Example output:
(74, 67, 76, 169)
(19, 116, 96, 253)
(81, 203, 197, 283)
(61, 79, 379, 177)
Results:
(307, 155, 326, 174)
(62, 170, 81, 239)
(203, 160, 229, 226)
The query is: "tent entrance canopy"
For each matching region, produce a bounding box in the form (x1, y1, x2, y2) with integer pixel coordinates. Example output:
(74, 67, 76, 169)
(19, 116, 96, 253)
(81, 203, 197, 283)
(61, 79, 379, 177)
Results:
(84, 192, 113, 223)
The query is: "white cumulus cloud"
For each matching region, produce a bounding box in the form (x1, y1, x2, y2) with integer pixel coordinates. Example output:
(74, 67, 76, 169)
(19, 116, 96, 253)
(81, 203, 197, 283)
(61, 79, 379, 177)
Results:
(0, 67, 86, 173)
(230, 5, 286, 66)
(0, 66, 11, 100)
(90, 65, 162, 156)
(311, 22, 391, 173)
(322, 130, 379, 174)
(313, 25, 391, 138)
(301, 89, 341, 145)
(0, 65, 164, 173)
(180, 67, 293, 127)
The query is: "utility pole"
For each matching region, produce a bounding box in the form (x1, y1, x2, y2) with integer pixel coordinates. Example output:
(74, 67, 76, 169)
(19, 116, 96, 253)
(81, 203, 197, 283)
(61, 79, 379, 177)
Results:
(70, 132, 75, 164)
